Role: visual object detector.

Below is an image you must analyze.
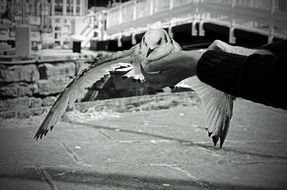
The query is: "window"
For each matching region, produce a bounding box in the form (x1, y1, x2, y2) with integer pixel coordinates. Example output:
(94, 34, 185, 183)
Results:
(66, 0, 73, 15)
(55, 0, 63, 15)
(55, 0, 63, 6)
(55, 26, 61, 31)
(55, 7, 63, 15)
(76, 6, 80, 14)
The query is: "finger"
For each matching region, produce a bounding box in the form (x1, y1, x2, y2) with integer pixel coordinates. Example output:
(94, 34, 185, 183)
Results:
(211, 44, 224, 51)
(142, 59, 169, 73)
(208, 40, 228, 51)
(141, 67, 163, 83)
(142, 62, 177, 84)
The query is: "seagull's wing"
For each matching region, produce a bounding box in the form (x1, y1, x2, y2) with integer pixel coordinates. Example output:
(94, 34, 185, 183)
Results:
(179, 77, 234, 148)
(34, 48, 137, 140)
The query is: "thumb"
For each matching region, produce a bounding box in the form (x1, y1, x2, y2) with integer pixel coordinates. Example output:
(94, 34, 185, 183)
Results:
(208, 40, 229, 52)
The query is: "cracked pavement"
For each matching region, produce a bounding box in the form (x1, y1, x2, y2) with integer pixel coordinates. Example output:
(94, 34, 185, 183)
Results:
(0, 98, 287, 189)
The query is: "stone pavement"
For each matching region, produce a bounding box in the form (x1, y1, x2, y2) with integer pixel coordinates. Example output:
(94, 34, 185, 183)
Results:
(0, 99, 287, 190)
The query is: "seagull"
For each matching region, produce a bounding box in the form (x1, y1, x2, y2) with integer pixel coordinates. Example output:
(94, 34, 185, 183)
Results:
(34, 29, 172, 140)
(35, 28, 235, 148)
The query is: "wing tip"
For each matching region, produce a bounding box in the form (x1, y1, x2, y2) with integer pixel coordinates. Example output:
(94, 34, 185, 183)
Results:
(34, 126, 54, 141)
(219, 132, 227, 149)
(212, 135, 219, 147)
(209, 131, 227, 149)
(206, 129, 226, 149)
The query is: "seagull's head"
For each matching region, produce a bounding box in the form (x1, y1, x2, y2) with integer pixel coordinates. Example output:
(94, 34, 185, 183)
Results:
(139, 29, 176, 61)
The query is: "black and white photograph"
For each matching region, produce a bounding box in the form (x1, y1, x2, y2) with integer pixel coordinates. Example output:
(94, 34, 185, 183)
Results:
(0, 0, 287, 189)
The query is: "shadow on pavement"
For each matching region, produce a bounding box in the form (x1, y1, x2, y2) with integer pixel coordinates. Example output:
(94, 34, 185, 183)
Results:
(0, 166, 283, 190)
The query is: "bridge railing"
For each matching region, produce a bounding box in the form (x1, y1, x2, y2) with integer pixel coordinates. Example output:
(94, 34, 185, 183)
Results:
(103, 0, 287, 42)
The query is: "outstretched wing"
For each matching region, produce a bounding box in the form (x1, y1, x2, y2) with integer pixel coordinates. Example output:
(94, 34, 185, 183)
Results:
(178, 77, 234, 148)
(34, 48, 137, 140)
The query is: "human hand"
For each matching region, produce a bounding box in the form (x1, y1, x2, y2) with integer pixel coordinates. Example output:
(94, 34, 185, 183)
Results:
(208, 40, 261, 56)
(141, 40, 233, 89)
(141, 50, 202, 89)
(207, 40, 239, 52)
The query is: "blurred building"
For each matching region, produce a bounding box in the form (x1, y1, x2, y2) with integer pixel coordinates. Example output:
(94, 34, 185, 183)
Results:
(0, 0, 7, 14)
(0, 0, 90, 50)
(51, 0, 89, 46)
(91, 0, 287, 51)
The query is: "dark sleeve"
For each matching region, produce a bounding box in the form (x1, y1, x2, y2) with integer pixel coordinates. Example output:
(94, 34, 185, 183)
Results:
(197, 50, 287, 110)
(261, 39, 287, 54)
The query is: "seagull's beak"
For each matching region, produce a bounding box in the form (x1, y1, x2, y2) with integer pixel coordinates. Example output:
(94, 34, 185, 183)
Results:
(146, 48, 154, 58)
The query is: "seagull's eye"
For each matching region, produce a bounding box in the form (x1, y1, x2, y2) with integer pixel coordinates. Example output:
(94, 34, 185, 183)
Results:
(157, 38, 162, 45)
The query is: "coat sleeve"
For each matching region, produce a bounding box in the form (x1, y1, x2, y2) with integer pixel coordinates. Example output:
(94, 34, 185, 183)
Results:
(196, 41, 287, 110)
(261, 39, 287, 54)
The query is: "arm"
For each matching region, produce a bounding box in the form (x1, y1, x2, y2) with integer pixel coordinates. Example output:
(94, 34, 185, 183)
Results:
(142, 39, 287, 110)
(197, 48, 287, 110)
(141, 50, 202, 89)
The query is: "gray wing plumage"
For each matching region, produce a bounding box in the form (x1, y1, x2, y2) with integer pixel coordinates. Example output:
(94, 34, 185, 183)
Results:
(34, 48, 136, 140)
(178, 77, 234, 148)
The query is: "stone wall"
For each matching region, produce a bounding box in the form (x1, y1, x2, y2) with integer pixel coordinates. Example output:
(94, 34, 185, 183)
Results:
(0, 58, 91, 116)
(0, 55, 161, 119)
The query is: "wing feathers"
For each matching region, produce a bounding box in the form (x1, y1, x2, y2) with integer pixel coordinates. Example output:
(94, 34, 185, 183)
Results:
(34, 49, 135, 140)
(182, 76, 234, 147)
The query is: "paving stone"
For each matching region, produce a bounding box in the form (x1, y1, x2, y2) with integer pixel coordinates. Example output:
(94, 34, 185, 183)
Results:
(0, 82, 38, 97)
(30, 97, 42, 108)
(38, 62, 76, 79)
(37, 77, 72, 96)
(0, 111, 16, 119)
(42, 96, 57, 106)
(16, 108, 45, 119)
(0, 97, 30, 111)
(0, 64, 39, 82)
(0, 97, 42, 112)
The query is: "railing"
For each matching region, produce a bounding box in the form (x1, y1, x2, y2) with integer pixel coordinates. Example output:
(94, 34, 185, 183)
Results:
(71, 12, 95, 47)
(103, 0, 287, 42)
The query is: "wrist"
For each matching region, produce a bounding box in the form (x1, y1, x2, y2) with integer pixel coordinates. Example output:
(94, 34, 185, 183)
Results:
(182, 50, 203, 76)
